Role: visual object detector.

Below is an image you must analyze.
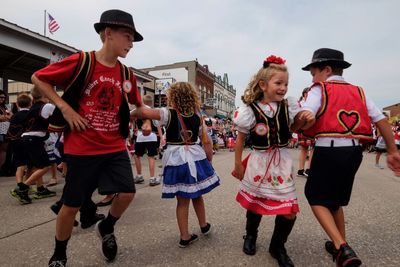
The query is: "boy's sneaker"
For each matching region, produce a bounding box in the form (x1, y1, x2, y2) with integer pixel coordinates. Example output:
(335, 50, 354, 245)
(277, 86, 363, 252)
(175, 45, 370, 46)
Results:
(374, 164, 384, 169)
(28, 187, 37, 195)
(297, 169, 307, 177)
(33, 188, 57, 199)
(10, 188, 32, 204)
(178, 234, 198, 248)
(304, 169, 310, 177)
(10, 188, 18, 197)
(95, 220, 118, 261)
(48, 255, 67, 267)
(201, 223, 211, 235)
(149, 176, 161, 186)
(134, 175, 144, 184)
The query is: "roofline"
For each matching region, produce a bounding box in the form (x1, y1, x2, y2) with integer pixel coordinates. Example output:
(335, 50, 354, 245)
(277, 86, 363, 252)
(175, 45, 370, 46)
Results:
(0, 18, 78, 53)
(383, 103, 400, 109)
(140, 60, 197, 71)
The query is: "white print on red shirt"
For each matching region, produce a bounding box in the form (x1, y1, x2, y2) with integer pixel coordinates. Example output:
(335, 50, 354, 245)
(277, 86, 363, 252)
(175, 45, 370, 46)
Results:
(82, 75, 123, 132)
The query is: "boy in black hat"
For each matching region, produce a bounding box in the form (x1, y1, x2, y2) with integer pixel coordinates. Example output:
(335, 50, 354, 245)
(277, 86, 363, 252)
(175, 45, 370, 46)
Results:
(32, 9, 151, 267)
(296, 48, 400, 267)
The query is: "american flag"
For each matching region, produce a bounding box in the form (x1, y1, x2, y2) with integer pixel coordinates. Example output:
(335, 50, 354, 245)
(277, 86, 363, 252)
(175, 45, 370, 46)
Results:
(48, 13, 60, 34)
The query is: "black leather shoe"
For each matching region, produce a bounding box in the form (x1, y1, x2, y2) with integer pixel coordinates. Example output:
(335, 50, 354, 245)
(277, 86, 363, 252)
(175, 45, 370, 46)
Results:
(336, 243, 362, 267)
(243, 235, 257, 255)
(50, 202, 79, 227)
(269, 247, 294, 267)
(81, 213, 106, 229)
(96, 195, 115, 207)
(325, 240, 339, 261)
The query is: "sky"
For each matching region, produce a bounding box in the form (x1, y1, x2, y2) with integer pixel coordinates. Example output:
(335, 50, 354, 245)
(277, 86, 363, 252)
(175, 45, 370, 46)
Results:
(1, 0, 399, 109)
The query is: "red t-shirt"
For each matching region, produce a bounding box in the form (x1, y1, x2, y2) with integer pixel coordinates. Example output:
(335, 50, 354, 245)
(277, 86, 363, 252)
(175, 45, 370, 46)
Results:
(34, 53, 142, 155)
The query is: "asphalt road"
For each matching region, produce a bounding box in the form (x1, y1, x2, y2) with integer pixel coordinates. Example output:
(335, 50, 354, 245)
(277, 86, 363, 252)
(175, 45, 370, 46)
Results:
(0, 149, 399, 266)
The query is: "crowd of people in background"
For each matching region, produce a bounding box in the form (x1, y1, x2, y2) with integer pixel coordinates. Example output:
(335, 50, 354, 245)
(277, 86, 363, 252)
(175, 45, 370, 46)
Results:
(1, 88, 399, 184)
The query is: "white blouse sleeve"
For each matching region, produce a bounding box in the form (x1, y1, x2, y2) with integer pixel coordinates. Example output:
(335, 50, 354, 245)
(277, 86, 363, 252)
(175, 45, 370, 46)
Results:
(41, 103, 56, 119)
(155, 107, 169, 127)
(232, 105, 256, 134)
(287, 96, 301, 126)
(301, 85, 322, 115)
(365, 96, 385, 123)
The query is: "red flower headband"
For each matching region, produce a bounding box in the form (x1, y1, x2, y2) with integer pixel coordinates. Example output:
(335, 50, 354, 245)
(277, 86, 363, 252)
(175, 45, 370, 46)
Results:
(263, 55, 286, 68)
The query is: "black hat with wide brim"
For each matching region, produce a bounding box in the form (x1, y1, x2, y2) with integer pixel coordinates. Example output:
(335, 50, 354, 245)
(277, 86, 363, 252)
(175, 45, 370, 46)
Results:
(302, 48, 351, 71)
(94, 9, 143, 42)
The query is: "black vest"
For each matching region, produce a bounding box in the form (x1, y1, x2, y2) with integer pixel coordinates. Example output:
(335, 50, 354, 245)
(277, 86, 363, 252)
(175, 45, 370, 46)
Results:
(25, 101, 49, 133)
(166, 109, 200, 145)
(48, 51, 131, 138)
(249, 101, 290, 150)
(6, 110, 30, 141)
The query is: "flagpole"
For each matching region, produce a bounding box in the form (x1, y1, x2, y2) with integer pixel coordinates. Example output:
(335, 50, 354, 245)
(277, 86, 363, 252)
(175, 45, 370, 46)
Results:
(44, 10, 46, 36)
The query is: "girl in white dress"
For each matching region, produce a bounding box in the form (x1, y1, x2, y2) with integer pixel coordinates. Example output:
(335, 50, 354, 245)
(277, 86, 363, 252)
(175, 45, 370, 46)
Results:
(232, 55, 312, 267)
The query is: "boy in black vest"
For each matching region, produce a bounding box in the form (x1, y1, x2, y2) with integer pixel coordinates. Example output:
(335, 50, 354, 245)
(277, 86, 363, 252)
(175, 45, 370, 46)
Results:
(10, 88, 56, 204)
(32, 9, 150, 267)
(8, 93, 32, 203)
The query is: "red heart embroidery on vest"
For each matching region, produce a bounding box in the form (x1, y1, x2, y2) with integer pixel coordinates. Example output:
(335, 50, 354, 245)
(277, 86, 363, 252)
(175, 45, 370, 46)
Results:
(338, 110, 360, 132)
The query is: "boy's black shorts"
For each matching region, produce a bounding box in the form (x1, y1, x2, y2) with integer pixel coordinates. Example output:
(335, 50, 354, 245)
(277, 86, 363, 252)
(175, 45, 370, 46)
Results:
(305, 146, 363, 208)
(22, 136, 50, 169)
(134, 141, 158, 157)
(63, 150, 135, 208)
(10, 140, 27, 167)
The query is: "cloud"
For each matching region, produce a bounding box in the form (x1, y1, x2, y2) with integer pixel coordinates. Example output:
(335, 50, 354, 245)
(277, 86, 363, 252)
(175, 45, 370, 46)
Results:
(1, 0, 399, 109)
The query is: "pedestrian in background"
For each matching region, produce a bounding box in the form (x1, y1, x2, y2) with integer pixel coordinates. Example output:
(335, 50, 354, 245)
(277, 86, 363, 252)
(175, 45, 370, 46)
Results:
(297, 88, 315, 177)
(132, 95, 162, 186)
(0, 90, 12, 175)
(10, 87, 56, 204)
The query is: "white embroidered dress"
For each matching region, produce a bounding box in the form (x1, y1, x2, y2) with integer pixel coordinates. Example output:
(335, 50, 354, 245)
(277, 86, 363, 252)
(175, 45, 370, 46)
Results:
(233, 97, 300, 215)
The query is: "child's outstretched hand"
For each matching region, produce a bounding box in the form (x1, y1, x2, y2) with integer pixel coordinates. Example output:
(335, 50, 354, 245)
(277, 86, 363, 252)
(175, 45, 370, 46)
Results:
(298, 110, 315, 130)
(232, 163, 244, 181)
(387, 151, 400, 176)
(292, 110, 315, 132)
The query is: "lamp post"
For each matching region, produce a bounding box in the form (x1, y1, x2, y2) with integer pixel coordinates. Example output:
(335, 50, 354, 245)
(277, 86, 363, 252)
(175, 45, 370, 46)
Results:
(158, 88, 162, 107)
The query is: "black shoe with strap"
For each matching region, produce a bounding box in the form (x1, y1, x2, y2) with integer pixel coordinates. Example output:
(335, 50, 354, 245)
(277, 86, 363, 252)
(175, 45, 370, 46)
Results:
(336, 243, 362, 267)
(325, 240, 339, 261)
(243, 235, 257, 255)
(269, 246, 294, 267)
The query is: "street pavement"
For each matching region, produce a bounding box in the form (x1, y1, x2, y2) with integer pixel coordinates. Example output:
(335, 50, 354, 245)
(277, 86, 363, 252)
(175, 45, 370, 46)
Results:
(0, 149, 399, 267)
